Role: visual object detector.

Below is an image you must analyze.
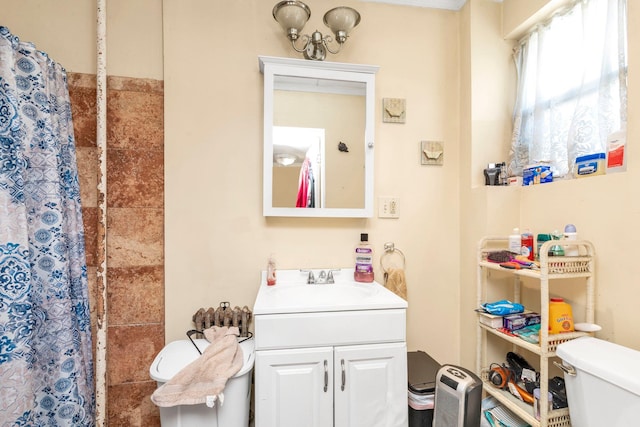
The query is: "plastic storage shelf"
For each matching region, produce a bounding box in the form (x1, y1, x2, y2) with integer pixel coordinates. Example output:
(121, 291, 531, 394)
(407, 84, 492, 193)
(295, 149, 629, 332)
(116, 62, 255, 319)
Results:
(476, 237, 595, 427)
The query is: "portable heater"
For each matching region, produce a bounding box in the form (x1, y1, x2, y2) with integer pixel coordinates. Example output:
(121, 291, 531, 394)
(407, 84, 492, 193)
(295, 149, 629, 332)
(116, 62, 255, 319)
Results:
(433, 365, 483, 427)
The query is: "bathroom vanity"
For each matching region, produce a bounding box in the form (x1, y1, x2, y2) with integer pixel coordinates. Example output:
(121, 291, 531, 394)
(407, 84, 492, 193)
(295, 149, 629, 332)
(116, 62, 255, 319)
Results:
(253, 268, 408, 427)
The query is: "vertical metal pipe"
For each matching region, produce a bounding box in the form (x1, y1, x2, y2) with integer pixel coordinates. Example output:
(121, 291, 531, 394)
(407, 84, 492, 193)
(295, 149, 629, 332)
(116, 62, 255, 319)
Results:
(95, 0, 108, 425)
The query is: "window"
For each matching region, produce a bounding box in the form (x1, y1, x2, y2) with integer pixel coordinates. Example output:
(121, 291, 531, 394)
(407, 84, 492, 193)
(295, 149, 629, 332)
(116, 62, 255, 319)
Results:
(509, 0, 627, 178)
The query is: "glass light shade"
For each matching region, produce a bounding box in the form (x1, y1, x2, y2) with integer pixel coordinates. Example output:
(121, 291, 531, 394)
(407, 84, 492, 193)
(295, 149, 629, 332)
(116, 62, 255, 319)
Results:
(273, 1, 311, 36)
(323, 6, 360, 36)
(274, 154, 296, 166)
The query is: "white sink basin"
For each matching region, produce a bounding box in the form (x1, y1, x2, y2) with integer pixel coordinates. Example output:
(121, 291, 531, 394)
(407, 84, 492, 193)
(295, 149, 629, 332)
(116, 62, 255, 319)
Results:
(253, 268, 407, 315)
(273, 282, 377, 303)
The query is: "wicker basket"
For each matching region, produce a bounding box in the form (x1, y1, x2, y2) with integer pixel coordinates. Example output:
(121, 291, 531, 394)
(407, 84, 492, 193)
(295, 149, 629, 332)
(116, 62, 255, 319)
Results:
(546, 258, 591, 274)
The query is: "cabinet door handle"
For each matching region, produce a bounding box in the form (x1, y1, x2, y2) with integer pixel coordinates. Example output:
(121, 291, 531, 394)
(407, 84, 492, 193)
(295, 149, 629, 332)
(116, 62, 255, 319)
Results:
(341, 359, 346, 391)
(324, 360, 328, 392)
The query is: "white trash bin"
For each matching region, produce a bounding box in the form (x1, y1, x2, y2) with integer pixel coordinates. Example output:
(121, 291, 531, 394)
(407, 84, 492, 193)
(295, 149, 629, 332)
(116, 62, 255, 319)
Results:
(150, 336, 255, 427)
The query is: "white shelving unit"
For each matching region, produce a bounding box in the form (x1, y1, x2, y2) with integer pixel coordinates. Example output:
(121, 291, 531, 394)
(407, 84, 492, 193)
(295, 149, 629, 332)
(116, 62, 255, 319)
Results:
(476, 237, 596, 427)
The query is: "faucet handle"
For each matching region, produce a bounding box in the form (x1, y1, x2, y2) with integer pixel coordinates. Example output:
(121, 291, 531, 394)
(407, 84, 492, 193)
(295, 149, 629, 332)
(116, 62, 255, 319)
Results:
(327, 270, 334, 284)
(300, 269, 315, 284)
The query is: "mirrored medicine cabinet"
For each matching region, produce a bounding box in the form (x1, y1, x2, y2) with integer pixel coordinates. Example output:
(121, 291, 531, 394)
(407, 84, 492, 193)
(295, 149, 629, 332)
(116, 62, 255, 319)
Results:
(259, 56, 379, 218)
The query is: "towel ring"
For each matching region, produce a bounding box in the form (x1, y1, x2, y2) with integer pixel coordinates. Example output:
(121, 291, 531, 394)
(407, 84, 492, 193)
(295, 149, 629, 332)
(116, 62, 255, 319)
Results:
(381, 242, 405, 273)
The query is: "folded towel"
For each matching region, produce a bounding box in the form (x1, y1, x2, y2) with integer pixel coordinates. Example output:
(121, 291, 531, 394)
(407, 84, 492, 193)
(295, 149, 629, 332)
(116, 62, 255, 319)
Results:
(151, 326, 243, 408)
(385, 268, 407, 300)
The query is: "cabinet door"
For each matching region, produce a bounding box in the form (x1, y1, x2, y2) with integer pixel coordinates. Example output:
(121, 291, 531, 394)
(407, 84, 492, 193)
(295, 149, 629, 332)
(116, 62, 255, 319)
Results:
(255, 347, 334, 427)
(334, 342, 408, 427)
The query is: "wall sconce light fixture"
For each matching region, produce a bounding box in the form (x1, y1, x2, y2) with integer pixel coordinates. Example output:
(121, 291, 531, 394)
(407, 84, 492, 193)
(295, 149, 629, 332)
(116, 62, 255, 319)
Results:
(272, 1, 360, 61)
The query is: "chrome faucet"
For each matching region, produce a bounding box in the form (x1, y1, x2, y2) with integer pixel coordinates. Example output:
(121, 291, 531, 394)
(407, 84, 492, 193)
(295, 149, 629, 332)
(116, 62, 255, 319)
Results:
(300, 269, 336, 284)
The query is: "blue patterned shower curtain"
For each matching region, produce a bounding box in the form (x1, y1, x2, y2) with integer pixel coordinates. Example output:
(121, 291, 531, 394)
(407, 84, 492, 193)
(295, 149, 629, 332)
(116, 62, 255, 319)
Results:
(0, 27, 95, 426)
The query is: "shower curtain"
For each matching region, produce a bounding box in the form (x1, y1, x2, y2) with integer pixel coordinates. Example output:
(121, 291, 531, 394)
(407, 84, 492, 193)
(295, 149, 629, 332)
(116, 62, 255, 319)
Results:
(0, 27, 95, 426)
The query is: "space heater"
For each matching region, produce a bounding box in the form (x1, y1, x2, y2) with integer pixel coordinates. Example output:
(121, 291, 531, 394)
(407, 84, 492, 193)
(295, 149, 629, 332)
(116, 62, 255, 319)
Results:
(433, 365, 483, 427)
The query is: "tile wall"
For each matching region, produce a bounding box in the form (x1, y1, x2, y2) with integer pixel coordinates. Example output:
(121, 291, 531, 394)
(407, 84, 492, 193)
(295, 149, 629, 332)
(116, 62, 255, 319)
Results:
(69, 72, 164, 427)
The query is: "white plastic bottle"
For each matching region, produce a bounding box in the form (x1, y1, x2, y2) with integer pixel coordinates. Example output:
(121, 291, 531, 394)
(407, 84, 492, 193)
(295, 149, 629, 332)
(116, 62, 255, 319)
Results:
(563, 224, 579, 256)
(354, 233, 374, 283)
(508, 228, 520, 254)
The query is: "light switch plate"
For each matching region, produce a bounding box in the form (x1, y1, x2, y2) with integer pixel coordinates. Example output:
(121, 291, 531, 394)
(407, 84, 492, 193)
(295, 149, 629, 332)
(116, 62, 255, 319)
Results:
(378, 197, 400, 218)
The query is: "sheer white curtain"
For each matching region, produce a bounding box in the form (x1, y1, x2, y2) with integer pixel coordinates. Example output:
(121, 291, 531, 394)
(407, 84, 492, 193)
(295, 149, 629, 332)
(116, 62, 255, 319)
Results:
(509, 0, 627, 178)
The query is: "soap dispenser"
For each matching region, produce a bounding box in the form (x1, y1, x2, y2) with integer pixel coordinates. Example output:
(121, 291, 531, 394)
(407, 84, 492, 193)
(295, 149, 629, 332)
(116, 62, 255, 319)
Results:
(266, 256, 277, 286)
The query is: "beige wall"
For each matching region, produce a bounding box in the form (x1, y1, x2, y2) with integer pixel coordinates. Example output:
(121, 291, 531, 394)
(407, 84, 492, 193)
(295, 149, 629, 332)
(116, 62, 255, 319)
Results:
(458, 0, 522, 369)
(163, 0, 462, 364)
(0, 0, 163, 79)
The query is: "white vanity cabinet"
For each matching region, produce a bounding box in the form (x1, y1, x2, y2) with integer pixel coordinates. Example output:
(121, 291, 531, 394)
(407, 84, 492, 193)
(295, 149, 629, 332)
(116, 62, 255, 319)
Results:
(256, 342, 407, 427)
(334, 342, 407, 427)
(253, 269, 408, 427)
(255, 346, 334, 427)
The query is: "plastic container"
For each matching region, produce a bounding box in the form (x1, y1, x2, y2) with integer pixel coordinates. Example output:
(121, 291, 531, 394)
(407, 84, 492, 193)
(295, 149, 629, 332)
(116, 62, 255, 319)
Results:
(607, 130, 626, 173)
(521, 229, 534, 261)
(549, 298, 574, 334)
(150, 337, 255, 427)
(574, 153, 606, 178)
(509, 228, 521, 254)
(536, 233, 551, 260)
(563, 224, 579, 256)
(266, 256, 277, 286)
(408, 350, 441, 427)
(549, 230, 565, 256)
(523, 164, 552, 185)
(354, 233, 374, 283)
(533, 388, 553, 420)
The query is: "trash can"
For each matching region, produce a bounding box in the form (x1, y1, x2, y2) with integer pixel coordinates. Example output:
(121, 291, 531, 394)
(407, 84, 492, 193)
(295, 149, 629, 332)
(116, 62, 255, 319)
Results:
(408, 350, 441, 427)
(150, 336, 255, 427)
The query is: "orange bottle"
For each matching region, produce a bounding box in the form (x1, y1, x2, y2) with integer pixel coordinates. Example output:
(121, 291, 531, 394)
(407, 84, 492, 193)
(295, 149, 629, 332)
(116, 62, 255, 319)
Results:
(549, 298, 574, 333)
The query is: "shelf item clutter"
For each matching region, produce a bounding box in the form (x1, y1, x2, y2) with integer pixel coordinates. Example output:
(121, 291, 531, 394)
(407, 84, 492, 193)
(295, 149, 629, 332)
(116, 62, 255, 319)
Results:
(476, 237, 595, 427)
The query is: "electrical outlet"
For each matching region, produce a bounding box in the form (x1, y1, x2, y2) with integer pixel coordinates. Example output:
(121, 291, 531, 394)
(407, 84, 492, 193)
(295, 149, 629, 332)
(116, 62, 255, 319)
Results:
(378, 197, 400, 218)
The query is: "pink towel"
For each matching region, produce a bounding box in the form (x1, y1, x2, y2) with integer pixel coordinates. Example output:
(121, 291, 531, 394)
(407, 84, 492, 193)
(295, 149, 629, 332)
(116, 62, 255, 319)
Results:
(151, 326, 243, 407)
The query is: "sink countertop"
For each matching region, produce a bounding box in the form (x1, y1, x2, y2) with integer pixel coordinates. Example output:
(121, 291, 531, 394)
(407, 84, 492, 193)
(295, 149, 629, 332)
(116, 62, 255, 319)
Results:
(253, 268, 408, 315)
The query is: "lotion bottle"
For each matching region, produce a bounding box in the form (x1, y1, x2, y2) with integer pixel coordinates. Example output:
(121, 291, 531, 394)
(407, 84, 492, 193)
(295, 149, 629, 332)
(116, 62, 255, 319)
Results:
(563, 224, 579, 256)
(354, 233, 374, 283)
(508, 228, 520, 254)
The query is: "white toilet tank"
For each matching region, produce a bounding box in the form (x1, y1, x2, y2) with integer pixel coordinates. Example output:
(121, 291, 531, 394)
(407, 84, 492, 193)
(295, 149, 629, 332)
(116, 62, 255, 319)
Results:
(556, 337, 640, 427)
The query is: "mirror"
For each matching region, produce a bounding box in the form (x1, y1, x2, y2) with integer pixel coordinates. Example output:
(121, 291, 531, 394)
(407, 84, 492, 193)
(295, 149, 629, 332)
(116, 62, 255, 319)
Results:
(260, 56, 378, 217)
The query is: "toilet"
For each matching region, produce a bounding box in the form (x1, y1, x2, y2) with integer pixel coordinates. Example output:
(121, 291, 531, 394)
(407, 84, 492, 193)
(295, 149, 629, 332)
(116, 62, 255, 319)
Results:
(150, 336, 255, 427)
(556, 336, 640, 427)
